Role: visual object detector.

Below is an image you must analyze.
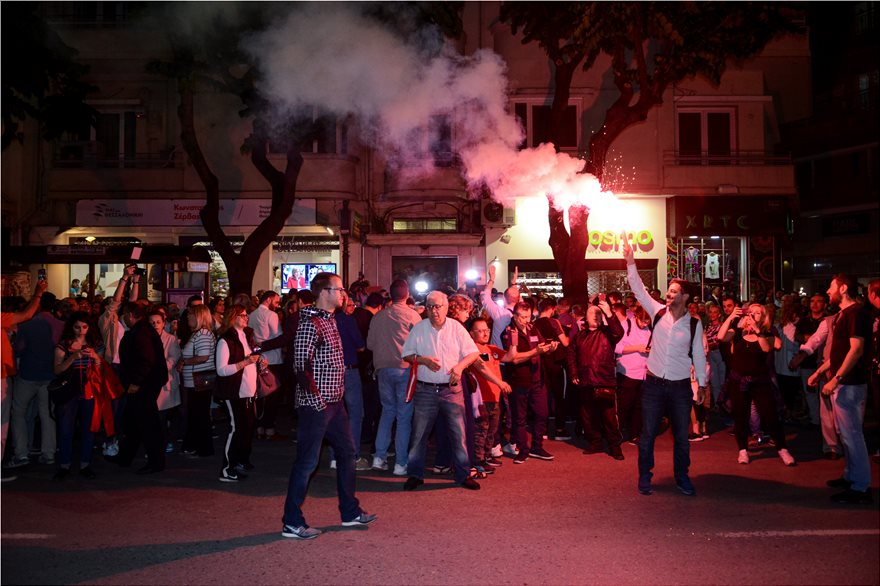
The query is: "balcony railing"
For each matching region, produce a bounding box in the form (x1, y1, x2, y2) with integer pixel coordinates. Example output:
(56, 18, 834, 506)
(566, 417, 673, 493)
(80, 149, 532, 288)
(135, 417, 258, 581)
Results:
(53, 142, 181, 169)
(663, 150, 792, 167)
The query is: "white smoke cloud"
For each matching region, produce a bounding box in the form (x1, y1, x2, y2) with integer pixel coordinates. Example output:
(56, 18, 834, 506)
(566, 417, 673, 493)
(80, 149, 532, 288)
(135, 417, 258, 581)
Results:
(241, 3, 610, 210)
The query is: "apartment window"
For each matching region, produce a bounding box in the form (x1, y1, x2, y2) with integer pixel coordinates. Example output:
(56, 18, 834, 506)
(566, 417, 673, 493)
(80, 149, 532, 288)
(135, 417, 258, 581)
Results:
(391, 218, 457, 233)
(271, 109, 348, 155)
(676, 108, 735, 165)
(55, 106, 142, 168)
(400, 115, 454, 167)
(857, 70, 879, 110)
(513, 101, 578, 150)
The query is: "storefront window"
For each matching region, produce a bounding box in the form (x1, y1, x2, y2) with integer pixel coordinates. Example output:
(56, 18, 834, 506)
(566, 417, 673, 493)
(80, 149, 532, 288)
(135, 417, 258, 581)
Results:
(669, 237, 745, 302)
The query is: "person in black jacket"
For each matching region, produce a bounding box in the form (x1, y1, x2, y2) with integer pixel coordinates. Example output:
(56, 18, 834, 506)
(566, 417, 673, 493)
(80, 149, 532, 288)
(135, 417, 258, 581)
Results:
(567, 297, 626, 460)
(111, 302, 169, 474)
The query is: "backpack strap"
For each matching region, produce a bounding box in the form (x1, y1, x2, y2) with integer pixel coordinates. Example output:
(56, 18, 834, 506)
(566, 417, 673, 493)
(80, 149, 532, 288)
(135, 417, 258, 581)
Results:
(645, 309, 699, 364)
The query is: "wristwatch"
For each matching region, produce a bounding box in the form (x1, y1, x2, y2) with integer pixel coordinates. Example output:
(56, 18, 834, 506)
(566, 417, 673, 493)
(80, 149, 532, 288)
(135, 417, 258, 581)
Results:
(835, 374, 844, 384)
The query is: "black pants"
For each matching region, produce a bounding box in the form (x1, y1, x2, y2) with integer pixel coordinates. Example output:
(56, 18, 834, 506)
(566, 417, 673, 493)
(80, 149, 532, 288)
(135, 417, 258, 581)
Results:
(118, 388, 165, 469)
(221, 397, 255, 474)
(580, 385, 622, 451)
(776, 374, 804, 417)
(616, 373, 643, 441)
(728, 374, 787, 451)
(544, 360, 568, 432)
(360, 373, 380, 449)
(182, 387, 214, 456)
(255, 364, 285, 432)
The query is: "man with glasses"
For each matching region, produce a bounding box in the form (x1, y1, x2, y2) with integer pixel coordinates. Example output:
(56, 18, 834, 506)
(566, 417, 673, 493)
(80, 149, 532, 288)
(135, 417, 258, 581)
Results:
(401, 290, 482, 491)
(282, 273, 376, 539)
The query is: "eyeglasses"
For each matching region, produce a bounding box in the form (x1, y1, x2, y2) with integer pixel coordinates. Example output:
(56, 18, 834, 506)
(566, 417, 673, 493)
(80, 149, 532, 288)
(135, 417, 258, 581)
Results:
(426, 304, 447, 310)
(236, 313, 248, 318)
(324, 287, 346, 293)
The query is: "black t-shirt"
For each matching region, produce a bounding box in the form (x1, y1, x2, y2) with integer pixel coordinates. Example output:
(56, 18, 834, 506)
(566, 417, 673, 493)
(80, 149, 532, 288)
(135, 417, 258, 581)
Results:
(729, 326, 771, 378)
(533, 316, 566, 363)
(501, 323, 545, 387)
(795, 315, 824, 369)
(829, 303, 871, 385)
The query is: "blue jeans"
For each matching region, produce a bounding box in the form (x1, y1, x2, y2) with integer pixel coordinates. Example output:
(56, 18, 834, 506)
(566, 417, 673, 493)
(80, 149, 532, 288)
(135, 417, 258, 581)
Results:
(329, 368, 364, 461)
(283, 401, 361, 527)
(639, 375, 692, 484)
(831, 384, 870, 492)
(56, 397, 95, 468)
(708, 350, 726, 403)
(374, 368, 414, 466)
(407, 382, 471, 483)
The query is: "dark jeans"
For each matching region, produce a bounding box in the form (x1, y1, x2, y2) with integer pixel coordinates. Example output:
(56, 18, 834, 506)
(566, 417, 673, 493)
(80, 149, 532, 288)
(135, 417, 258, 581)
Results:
(474, 401, 500, 461)
(56, 397, 94, 468)
(728, 373, 787, 451)
(282, 401, 361, 528)
(182, 387, 214, 456)
(509, 381, 548, 456)
(360, 374, 380, 450)
(616, 374, 643, 441)
(776, 373, 804, 417)
(118, 388, 164, 470)
(579, 385, 623, 451)
(639, 375, 692, 484)
(220, 397, 255, 476)
(407, 382, 471, 483)
(434, 377, 478, 469)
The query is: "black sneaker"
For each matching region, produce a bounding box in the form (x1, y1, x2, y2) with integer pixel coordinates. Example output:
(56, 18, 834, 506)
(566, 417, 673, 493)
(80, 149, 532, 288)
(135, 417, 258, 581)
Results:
(529, 448, 554, 461)
(484, 457, 503, 467)
(281, 524, 321, 539)
(513, 453, 528, 464)
(219, 469, 241, 483)
(341, 512, 378, 527)
(554, 429, 572, 441)
(830, 488, 873, 504)
(461, 477, 481, 490)
(403, 477, 424, 491)
(826, 477, 852, 489)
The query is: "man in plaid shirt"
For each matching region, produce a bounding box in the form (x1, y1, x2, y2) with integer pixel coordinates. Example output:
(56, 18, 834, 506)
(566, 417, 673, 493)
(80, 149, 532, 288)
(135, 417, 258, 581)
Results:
(281, 272, 376, 540)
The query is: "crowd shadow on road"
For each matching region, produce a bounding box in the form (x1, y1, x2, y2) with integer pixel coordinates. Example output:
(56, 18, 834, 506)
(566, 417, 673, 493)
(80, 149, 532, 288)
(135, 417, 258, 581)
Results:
(1, 532, 280, 585)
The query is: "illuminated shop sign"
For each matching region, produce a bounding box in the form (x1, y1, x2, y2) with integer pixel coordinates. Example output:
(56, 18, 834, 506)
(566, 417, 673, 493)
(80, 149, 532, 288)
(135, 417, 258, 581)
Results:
(588, 230, 654, 252)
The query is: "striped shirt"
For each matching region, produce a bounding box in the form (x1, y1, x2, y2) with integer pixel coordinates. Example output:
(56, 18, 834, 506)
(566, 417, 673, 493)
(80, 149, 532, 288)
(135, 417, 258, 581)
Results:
(294, 306, 345, 410)
(180, 329, 215, 388)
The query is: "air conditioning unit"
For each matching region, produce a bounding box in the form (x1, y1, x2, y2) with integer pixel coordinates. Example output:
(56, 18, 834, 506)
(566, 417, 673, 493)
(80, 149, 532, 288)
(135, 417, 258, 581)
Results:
(481, 199, 516, 227)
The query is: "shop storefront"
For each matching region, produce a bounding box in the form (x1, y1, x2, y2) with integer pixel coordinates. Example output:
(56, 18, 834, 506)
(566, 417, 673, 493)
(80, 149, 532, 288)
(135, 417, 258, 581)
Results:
(12, 198, 337, 301)
(666, 196, 790, 302)
(486, 196, 668, 300)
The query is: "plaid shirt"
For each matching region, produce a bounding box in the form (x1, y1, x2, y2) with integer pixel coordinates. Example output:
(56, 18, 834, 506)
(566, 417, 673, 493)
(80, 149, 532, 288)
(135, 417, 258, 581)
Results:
(294, 306, 345, 410)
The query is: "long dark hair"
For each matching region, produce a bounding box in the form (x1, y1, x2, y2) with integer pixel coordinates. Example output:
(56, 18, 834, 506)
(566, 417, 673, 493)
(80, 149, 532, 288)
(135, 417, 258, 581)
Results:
(60, 311, 101, 347)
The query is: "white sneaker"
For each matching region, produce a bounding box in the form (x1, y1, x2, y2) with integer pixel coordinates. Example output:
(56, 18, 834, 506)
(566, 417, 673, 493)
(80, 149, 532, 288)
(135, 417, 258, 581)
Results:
(490, 444, 503, 458)
(329, 459, 337, 470)
(502, 443, 519, 456)
(778, 448, 796, 467)
(393, 463, 408, 476)
(737, 449, 750, 464)
(371, 456, 388, 471)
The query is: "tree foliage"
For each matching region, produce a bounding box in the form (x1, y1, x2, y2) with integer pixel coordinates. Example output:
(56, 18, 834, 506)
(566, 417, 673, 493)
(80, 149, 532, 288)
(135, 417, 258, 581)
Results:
(501, 1, 801, 299)
(1, 2, 96, 150)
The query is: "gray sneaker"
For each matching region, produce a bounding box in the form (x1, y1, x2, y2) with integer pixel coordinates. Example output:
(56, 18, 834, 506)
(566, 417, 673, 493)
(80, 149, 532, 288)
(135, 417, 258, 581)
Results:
(355, 457, 371, 471)
(341, 512, 378, 527)
(281, 524, 322, 540)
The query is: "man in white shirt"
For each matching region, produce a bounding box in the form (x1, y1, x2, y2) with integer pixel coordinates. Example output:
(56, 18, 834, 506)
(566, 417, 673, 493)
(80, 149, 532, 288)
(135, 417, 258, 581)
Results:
(401, 290, 481, 491)
(249, 291, 285, 440)
(622, 237, 708, 497)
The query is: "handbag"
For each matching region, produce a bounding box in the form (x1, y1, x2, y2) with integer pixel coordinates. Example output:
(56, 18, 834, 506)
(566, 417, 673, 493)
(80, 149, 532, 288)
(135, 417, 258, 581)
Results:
(48, 371, 77, 405)
(593, 386, 617, 400)
(192, 369, 217, 392)
(256, 367, 280, 398)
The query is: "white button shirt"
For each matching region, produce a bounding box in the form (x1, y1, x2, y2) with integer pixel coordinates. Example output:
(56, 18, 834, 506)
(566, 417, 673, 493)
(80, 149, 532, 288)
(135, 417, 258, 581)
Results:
(249, 304, 283, 365)
(626, 263, 707, 386)
(401, 318, 478, 384)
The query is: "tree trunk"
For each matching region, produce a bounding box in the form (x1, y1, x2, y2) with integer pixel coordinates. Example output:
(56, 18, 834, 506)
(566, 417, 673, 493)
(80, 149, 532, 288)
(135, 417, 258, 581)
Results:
(178, 81, 303, 298)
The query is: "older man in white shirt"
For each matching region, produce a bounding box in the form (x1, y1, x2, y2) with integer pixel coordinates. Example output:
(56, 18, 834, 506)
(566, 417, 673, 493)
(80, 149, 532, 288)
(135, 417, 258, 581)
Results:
(622, 238, 708, 497)
(401, 290, 481, 491)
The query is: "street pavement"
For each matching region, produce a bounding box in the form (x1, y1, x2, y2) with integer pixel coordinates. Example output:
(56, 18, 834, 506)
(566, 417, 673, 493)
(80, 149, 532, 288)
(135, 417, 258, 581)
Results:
(2, 413, 878, 585)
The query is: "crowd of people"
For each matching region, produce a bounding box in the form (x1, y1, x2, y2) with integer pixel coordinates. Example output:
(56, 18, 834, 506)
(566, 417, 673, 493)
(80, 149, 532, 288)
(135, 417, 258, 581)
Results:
(2, 254, 878, 537)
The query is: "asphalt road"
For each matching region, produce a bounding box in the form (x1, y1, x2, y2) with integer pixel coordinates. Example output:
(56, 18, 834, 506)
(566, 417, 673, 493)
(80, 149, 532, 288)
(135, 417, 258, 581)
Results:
(2, 413, 878, 585)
